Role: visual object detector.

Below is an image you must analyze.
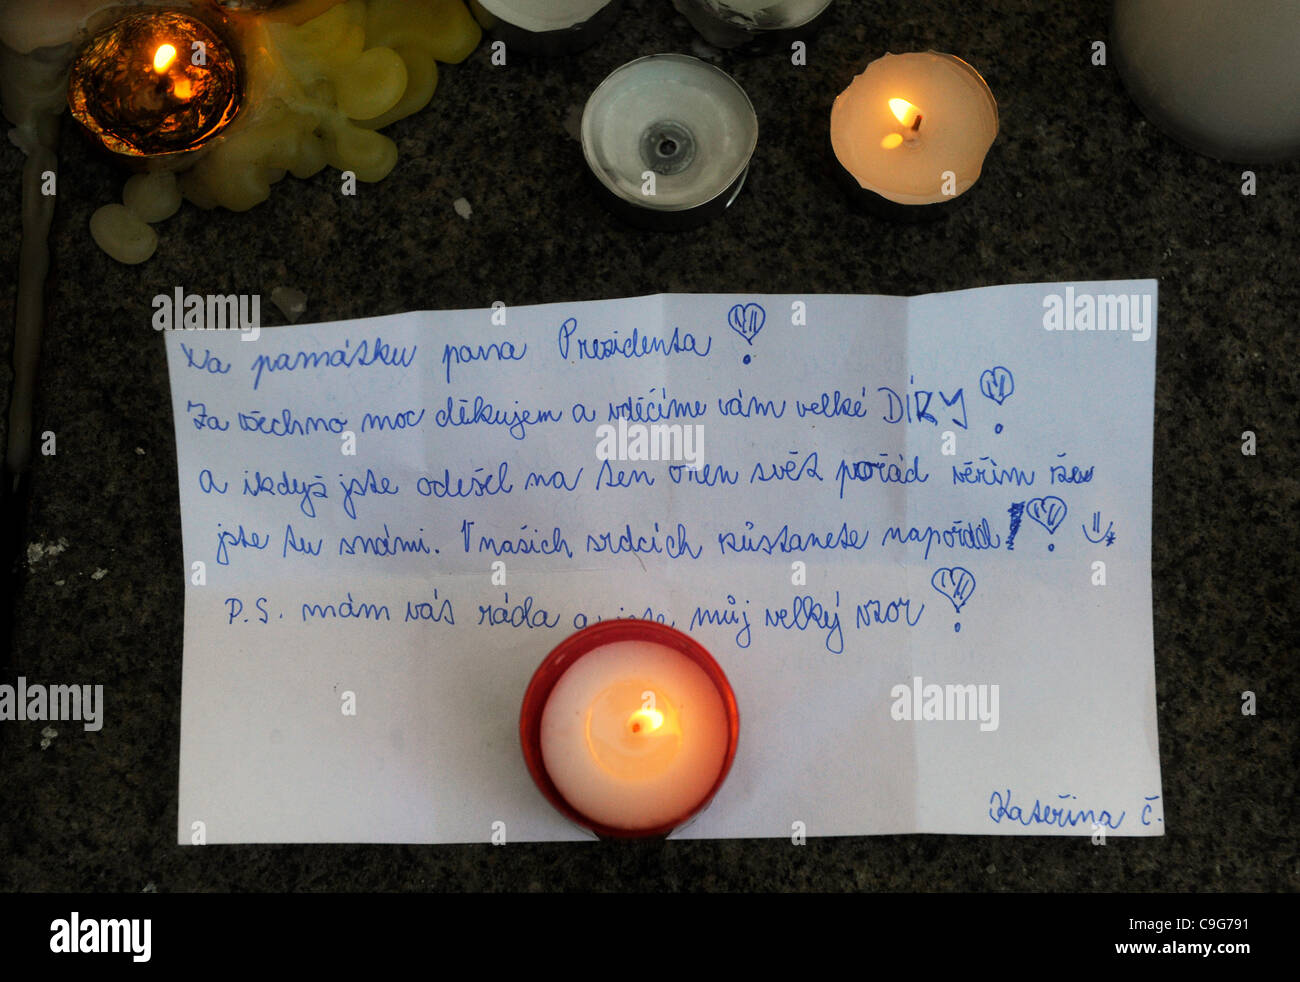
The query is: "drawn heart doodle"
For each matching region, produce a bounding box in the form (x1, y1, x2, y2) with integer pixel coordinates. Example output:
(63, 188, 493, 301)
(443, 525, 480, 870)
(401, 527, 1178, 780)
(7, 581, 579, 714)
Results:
(979, 366, 1015, 405)
(728, 303, 766, 345)
(1026, 496, 1067, 535)
(931, 566, 977, 613)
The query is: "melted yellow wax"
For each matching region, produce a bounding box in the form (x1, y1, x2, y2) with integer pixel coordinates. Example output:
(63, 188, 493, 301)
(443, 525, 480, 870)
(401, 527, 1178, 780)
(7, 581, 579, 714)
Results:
(174, 0, 479, 212)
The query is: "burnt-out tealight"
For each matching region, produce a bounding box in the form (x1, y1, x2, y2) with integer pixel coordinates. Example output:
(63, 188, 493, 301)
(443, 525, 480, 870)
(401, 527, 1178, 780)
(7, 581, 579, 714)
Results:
(671, 0, 834, 50)
(471, 0, 623, 56)
(581, 53, 758, 230)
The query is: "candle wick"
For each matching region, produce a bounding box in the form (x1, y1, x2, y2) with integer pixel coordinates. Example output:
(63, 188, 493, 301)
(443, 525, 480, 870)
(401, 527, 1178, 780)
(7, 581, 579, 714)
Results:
(911, 113, 922, 132)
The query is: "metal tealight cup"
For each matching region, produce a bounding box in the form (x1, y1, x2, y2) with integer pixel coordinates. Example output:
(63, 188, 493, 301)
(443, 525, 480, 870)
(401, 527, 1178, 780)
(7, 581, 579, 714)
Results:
(581, 53, 759, 230)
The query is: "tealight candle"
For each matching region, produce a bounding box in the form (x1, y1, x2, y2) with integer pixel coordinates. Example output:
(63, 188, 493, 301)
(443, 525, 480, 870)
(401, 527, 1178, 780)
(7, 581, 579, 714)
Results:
(830, 51, 997, 221)
(671, 0, 833, 50)
(67, 10, 242, 160)
(1113, 0, 1300, 163)
(471, 0, 622, 55)
(582, 53, 758, 230)
(521, 622, 739, 838)
(44, 0, 480, 262)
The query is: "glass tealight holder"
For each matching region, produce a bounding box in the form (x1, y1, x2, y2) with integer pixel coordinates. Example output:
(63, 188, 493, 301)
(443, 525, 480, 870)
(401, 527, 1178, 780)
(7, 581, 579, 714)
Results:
(829, 51, 997, 222)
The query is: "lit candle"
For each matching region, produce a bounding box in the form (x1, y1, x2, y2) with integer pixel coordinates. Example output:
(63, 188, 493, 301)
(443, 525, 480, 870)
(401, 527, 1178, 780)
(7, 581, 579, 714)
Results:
(521, 622, 739, 838)
(471, 0, 622, 55)
(62, 9, 245, 262)
(0, 0, 161, 57)
(45, 0, 480, 261)
(1113, 0, 1300, 162)
(67, 10, 242, 159)
(830, 51, 997, 220)
(582, 53, 758, 230)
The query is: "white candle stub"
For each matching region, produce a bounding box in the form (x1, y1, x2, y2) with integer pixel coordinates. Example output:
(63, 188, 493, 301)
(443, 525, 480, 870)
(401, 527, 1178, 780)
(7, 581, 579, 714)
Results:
(832, 52, 997, 206)
(539, 640, 730, 831)
(0, 0, 173, 55)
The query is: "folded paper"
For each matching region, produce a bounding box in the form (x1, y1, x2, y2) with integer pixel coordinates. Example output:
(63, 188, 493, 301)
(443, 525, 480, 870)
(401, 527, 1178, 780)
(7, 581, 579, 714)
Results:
(166, 282, 1162, 842)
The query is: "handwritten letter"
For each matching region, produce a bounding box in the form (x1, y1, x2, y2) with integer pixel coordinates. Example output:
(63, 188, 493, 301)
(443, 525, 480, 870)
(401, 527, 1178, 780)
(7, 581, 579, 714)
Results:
(167, 282, 1162, 842)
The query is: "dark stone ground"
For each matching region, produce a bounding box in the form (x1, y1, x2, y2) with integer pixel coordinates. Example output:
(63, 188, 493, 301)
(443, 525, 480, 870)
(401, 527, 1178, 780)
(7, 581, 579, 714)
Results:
(0, 0, 1296, 891)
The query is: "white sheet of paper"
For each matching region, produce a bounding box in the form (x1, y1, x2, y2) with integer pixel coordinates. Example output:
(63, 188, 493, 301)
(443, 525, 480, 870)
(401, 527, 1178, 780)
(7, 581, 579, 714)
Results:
(166, 281, 1163, 842)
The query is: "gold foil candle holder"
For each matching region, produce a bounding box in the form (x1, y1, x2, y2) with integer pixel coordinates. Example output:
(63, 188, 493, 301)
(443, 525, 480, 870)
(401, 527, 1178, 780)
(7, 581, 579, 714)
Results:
(68, 10, 242, 161)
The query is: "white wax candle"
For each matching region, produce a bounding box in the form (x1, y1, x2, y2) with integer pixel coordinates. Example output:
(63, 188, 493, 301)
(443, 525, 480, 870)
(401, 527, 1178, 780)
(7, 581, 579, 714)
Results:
(0, 0, 172, 55)
(539, 640, 730, 832)
(831, 52, 997, 206)
(1114, 0, 1300, 162)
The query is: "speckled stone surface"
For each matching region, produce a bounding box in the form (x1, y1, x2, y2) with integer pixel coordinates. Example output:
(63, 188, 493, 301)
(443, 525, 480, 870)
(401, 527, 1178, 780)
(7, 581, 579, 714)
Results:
(0, 0, 1296, 892)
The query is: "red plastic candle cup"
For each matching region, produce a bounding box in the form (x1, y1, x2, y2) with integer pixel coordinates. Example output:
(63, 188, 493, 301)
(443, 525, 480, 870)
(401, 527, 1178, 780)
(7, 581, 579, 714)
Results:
(520, 621, 739, 839)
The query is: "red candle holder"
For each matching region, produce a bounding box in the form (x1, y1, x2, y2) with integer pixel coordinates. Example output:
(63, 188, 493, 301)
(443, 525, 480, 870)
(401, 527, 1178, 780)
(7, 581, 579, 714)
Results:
(520, 620, 740, 840)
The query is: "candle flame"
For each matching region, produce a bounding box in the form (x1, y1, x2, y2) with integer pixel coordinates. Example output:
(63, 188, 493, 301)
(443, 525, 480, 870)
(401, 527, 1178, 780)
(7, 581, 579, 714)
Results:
(628, 708, 664, 734)
(889, 98, 921, 127)
(153, 43, 177, 74)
